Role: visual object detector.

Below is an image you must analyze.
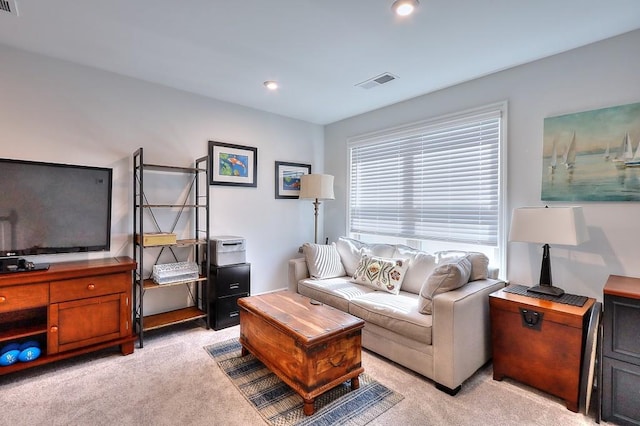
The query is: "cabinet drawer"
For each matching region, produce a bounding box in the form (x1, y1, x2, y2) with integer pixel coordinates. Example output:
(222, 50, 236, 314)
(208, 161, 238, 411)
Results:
(604, 294, 640, 364)
(0, 283, 48, 313)
(602, 356, 640, 424)
(213, 293, 248, 330)
(210, 264, 250, 298)
(50, 273, 128, 302)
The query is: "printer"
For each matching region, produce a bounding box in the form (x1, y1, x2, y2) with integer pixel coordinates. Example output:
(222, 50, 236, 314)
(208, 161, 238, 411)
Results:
(210, 235, 246, 266)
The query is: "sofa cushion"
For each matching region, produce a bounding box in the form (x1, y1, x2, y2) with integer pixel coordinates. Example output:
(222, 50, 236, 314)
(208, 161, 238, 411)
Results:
(467, 253, 490, 281)
(349, 291, 433, 345)
(302, 242, 346, 279)
(418, 256, 472, 315)
(352, 255, 409, 295)
(392, 246, 437, 295)
(435, 250, 490, 281)
(362, 243, 396, 258)
(297, 277, 375, 312)
(335, 237, 366, 276)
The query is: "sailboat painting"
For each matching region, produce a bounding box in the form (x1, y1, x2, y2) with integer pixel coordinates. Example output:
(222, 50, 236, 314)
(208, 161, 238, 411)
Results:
(542, 101, 640, 201)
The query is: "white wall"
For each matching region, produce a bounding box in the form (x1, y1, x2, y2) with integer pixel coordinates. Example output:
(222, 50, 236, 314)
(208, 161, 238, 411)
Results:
(324, 30, 640, 301)
(0, 44, 324, 309)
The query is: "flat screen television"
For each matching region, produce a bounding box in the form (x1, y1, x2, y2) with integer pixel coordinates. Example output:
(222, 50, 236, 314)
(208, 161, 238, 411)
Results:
(0, 158, 112, 263)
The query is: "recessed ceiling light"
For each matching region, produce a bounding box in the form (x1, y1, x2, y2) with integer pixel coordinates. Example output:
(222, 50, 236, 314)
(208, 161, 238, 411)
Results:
(263, 80, 278, 90)
(391, 0, 419, 16)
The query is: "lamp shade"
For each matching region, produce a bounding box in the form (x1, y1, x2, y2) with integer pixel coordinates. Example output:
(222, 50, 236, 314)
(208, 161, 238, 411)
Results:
(509, 206, 589, 246)
(299, 174, 335, 200)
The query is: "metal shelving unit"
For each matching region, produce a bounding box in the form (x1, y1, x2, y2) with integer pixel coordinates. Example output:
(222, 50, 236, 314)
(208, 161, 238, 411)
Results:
(133, 148, 210, 347)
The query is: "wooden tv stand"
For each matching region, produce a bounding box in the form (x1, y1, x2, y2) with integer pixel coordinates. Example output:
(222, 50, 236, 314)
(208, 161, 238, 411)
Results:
(0, 257, 137, 376)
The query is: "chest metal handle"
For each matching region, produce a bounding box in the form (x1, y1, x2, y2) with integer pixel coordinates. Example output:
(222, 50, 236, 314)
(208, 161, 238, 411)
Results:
(519, 308, 544, 331)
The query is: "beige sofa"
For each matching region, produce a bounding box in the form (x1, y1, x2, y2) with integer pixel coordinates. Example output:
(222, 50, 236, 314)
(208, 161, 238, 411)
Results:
(288, 237, 505, 394)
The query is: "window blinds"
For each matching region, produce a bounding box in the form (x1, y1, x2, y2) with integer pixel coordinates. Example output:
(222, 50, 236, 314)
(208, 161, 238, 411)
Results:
(349, 109, 501, 246)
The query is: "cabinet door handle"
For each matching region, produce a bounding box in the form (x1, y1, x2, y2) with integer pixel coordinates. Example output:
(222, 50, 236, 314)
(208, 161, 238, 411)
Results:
(87, 283, 96, 290)
(0, 296, 5, 303)
(229, 283, 240, 290)
(229, 311, 239, 318)
(50, 326, 59, 333)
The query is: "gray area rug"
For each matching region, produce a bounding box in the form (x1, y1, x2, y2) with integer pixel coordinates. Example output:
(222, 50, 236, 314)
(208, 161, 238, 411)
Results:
(205, 338, 404, 426)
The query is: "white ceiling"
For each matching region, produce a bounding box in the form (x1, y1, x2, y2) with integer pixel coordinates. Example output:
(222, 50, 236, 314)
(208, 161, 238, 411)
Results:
(1, 0, 640, 125)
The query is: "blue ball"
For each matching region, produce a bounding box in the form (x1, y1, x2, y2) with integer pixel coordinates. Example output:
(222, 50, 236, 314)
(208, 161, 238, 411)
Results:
(19, 340, 40, 351)
(0, 349, 20, 366)
(18, 346, 41, 362)
(1, 343, 20, 355)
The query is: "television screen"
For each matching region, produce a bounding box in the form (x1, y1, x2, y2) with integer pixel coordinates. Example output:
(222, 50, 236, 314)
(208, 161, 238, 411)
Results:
(0, 158, 112, 257)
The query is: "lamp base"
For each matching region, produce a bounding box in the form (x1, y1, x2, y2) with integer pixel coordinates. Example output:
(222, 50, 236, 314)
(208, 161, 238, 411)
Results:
(527, 284, 565, 297)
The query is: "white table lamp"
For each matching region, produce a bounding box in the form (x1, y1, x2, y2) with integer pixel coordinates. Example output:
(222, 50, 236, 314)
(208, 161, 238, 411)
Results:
(509, 206, 589, 296)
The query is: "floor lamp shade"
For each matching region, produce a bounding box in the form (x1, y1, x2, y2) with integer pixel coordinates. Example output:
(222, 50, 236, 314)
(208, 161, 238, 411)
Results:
(509, 206, 589, 296)
(299, 174, 335, 244)
(299, 174, 335, 201)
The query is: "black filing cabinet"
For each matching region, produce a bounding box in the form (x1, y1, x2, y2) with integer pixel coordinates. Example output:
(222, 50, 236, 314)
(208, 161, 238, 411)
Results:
(208, 263, 250, 330)
(602, 275, 640, 425)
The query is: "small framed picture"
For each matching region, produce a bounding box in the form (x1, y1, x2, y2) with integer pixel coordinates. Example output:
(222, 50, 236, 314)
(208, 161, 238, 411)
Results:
(274, 161, 311, 199)
(209, 141, 258, 187)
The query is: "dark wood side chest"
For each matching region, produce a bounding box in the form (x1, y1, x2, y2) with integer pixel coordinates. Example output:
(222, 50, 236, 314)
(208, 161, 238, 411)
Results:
(602, 275, 640, 425)
(490, 288, 595, 412)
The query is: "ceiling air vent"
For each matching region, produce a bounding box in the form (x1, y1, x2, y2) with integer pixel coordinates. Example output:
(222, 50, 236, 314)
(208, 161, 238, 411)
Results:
(356, 73, 398, 90)
(0, 0, 18, 16)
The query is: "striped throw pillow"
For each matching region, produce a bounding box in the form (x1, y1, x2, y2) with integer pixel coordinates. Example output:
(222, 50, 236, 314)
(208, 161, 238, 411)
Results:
(303, 243, 346, 279)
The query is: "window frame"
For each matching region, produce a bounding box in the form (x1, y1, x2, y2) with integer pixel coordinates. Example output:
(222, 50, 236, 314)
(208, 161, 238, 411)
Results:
(346, 101, 508, 276)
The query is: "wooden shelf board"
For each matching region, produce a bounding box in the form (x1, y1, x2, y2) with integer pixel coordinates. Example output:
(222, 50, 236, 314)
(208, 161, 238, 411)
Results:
(136, 238, 207, 248)
(0, 335, 136, 375)
(0, 324, 47, 343)
(142, 307, 206, 331)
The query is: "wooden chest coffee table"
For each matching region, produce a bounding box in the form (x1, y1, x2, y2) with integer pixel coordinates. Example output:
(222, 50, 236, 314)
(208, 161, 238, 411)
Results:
(237, 291, 364, 415)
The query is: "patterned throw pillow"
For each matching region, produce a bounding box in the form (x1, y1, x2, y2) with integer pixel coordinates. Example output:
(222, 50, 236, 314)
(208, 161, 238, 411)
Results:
(352, 255, 409, 295)
(302, 242, 346, 279)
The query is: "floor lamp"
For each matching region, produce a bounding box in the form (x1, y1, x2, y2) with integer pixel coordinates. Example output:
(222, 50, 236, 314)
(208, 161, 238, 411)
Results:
(509, 206, 589, 296)
(299, 174, 334, 244)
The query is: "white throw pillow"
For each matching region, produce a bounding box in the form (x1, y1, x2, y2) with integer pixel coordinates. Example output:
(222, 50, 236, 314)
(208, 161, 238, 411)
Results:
(418, 256, 472, 315)
(302, 242, 346, 279)
(435, 250, 467, 263)
(435, 250, 490, 281)
(361, 243, 396, 258)
(336, 237, 366, 276)
(392, 246, 437, 294)
(466, 252, 489, 281)
(352, 254, 409, 295)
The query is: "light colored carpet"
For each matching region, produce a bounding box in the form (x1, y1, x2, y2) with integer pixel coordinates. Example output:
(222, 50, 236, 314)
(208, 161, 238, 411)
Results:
(0, 322, 605, 425)
(205, 338, 403, 425)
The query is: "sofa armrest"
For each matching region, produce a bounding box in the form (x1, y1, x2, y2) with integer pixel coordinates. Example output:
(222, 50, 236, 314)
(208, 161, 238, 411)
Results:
(432, 278, 505, 390)
(288, 257, 310, 293)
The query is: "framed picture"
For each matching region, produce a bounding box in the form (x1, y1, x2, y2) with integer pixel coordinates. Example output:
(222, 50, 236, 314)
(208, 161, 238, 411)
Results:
(209, 141, 257, 187)
(274, 161, 311, 199)
(541, 101, 640, 201)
